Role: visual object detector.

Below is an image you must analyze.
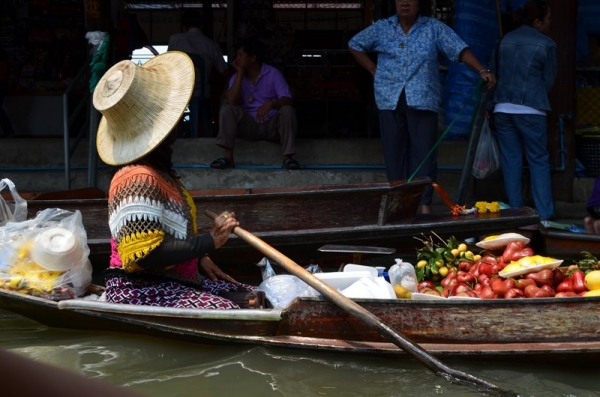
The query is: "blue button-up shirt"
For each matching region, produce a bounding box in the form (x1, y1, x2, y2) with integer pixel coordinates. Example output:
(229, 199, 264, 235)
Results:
(349, 15, 468, 112)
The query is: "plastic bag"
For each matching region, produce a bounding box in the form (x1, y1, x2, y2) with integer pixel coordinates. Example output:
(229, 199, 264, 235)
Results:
(256, 257, 278, 281)
(472, 119, 501, 179)
(256, 257, 322, 281)
(0, 178, 27, 226)
(0, 208, 92, 300)
(388, 258, 417, 298)
(258, 275, 315, 308)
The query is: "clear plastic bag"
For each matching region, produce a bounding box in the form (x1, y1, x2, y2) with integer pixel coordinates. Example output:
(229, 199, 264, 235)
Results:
(258, 275, 315, 308)
(256, 257, 278, 281)
(0, 178, 27, 226)
(256, 257, 322, 281)
(0, 208, 92, 300)
(472, 119, 501, 179)
(388, 258, 417, 298)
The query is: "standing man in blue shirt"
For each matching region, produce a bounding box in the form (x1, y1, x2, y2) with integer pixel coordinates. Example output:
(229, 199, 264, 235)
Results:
(349, 0, 495, 214)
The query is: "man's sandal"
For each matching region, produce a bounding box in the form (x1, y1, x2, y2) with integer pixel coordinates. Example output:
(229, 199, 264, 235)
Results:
(282, 158, 300, 170)
(210, 158, 235, 169)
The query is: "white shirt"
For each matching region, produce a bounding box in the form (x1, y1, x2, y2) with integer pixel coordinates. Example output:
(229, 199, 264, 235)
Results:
(494, 103, 546, 116)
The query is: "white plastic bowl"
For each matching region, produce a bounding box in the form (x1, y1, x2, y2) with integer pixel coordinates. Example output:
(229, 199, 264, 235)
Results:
(30, 227, 83, 271)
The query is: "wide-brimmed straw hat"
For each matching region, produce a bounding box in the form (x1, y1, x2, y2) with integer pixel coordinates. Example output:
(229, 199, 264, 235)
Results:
(94, 51, 194, 166)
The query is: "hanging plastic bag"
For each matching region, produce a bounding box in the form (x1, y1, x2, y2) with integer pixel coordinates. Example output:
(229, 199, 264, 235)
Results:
(0, 178, 27, 226)
(471, 119, 501, 179)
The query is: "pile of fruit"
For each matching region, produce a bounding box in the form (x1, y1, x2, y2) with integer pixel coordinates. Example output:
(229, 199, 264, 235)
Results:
(412, 233, 600, 299)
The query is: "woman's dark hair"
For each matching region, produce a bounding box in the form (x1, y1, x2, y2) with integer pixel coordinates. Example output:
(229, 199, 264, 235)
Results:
(235, 37, 266, 64)
(514, 0, 549, 28)
(142, 138, 179, 179)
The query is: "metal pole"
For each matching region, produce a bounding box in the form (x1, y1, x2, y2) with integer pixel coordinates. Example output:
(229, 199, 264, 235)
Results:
(227, 0, 234, 58)
(87, 43, 100, 188)
(87, 107, 99, 187)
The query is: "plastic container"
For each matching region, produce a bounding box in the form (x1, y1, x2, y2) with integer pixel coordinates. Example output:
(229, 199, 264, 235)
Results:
(314, 271, 373, 290)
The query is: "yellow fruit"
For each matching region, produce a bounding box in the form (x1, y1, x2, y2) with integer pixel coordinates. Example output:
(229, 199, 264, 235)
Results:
(451, 248, 460, 257)
(393, 285, 410, 299)
(435, 260, 444, 267)
(518, 256, 535, 267)
(417, 260, 427, 269)
(438, 267, 448, 277)
(464, 251, 474, 259)
(585, 270, 600, 291)
(473, 254, 482, 261)
(501, 262, 522, 274)
(584, 289, 600, 297)
(483, 235, 500, 241)
(458, 243, 467, 252)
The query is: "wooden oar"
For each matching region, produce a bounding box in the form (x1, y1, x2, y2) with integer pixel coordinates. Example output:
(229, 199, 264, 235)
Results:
(206, 210, 516, 396)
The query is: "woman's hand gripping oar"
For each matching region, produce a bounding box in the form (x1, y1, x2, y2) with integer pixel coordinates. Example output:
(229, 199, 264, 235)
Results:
(205, 210, 516, 396)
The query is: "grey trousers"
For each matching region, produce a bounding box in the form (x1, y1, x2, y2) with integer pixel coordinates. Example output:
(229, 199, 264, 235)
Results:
(378, 91, 438, 205)
(216, 104, 297, 156)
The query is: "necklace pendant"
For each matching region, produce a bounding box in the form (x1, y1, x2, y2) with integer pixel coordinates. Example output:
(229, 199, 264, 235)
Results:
(248, 95, 253, 103)
(399, 42, 405, 49)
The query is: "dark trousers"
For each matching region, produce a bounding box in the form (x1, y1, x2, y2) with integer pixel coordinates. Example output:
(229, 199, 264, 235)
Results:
(378, 91, 438, 205)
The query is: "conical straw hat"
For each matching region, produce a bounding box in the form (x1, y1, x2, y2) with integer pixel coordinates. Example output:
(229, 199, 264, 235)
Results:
(94, 51, 194, 166)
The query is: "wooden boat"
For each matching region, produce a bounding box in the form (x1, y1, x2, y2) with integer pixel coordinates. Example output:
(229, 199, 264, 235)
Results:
(7, 178, 540, 280)
(1, 284, 599, 361)
(538, 223, 600, 259)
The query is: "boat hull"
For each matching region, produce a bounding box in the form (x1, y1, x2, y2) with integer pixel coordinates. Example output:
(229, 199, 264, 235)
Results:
(539, 224, 600, 259)
(1, 286, 598, 361)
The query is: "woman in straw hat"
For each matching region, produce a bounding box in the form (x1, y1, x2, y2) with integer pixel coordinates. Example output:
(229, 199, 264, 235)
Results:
(94, 52, 254, 309)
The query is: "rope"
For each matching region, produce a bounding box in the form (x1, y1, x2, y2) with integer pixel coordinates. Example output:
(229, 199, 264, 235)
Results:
(408, 80, 482, 182)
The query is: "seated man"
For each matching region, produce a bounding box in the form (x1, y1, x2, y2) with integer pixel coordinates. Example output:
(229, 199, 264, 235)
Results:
(211, 37, 299, 170)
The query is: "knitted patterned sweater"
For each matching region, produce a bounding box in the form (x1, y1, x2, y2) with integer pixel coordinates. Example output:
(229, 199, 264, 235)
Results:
(107, 164, 201, 281)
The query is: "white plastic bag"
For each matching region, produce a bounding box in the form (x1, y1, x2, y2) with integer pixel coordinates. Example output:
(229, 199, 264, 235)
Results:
(0, 178, 27, 226)
(472, 119, 501, 179)
(258, 275, 315, 308)
(0, 208, 92, 300)
(388, 258, 417, 298)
